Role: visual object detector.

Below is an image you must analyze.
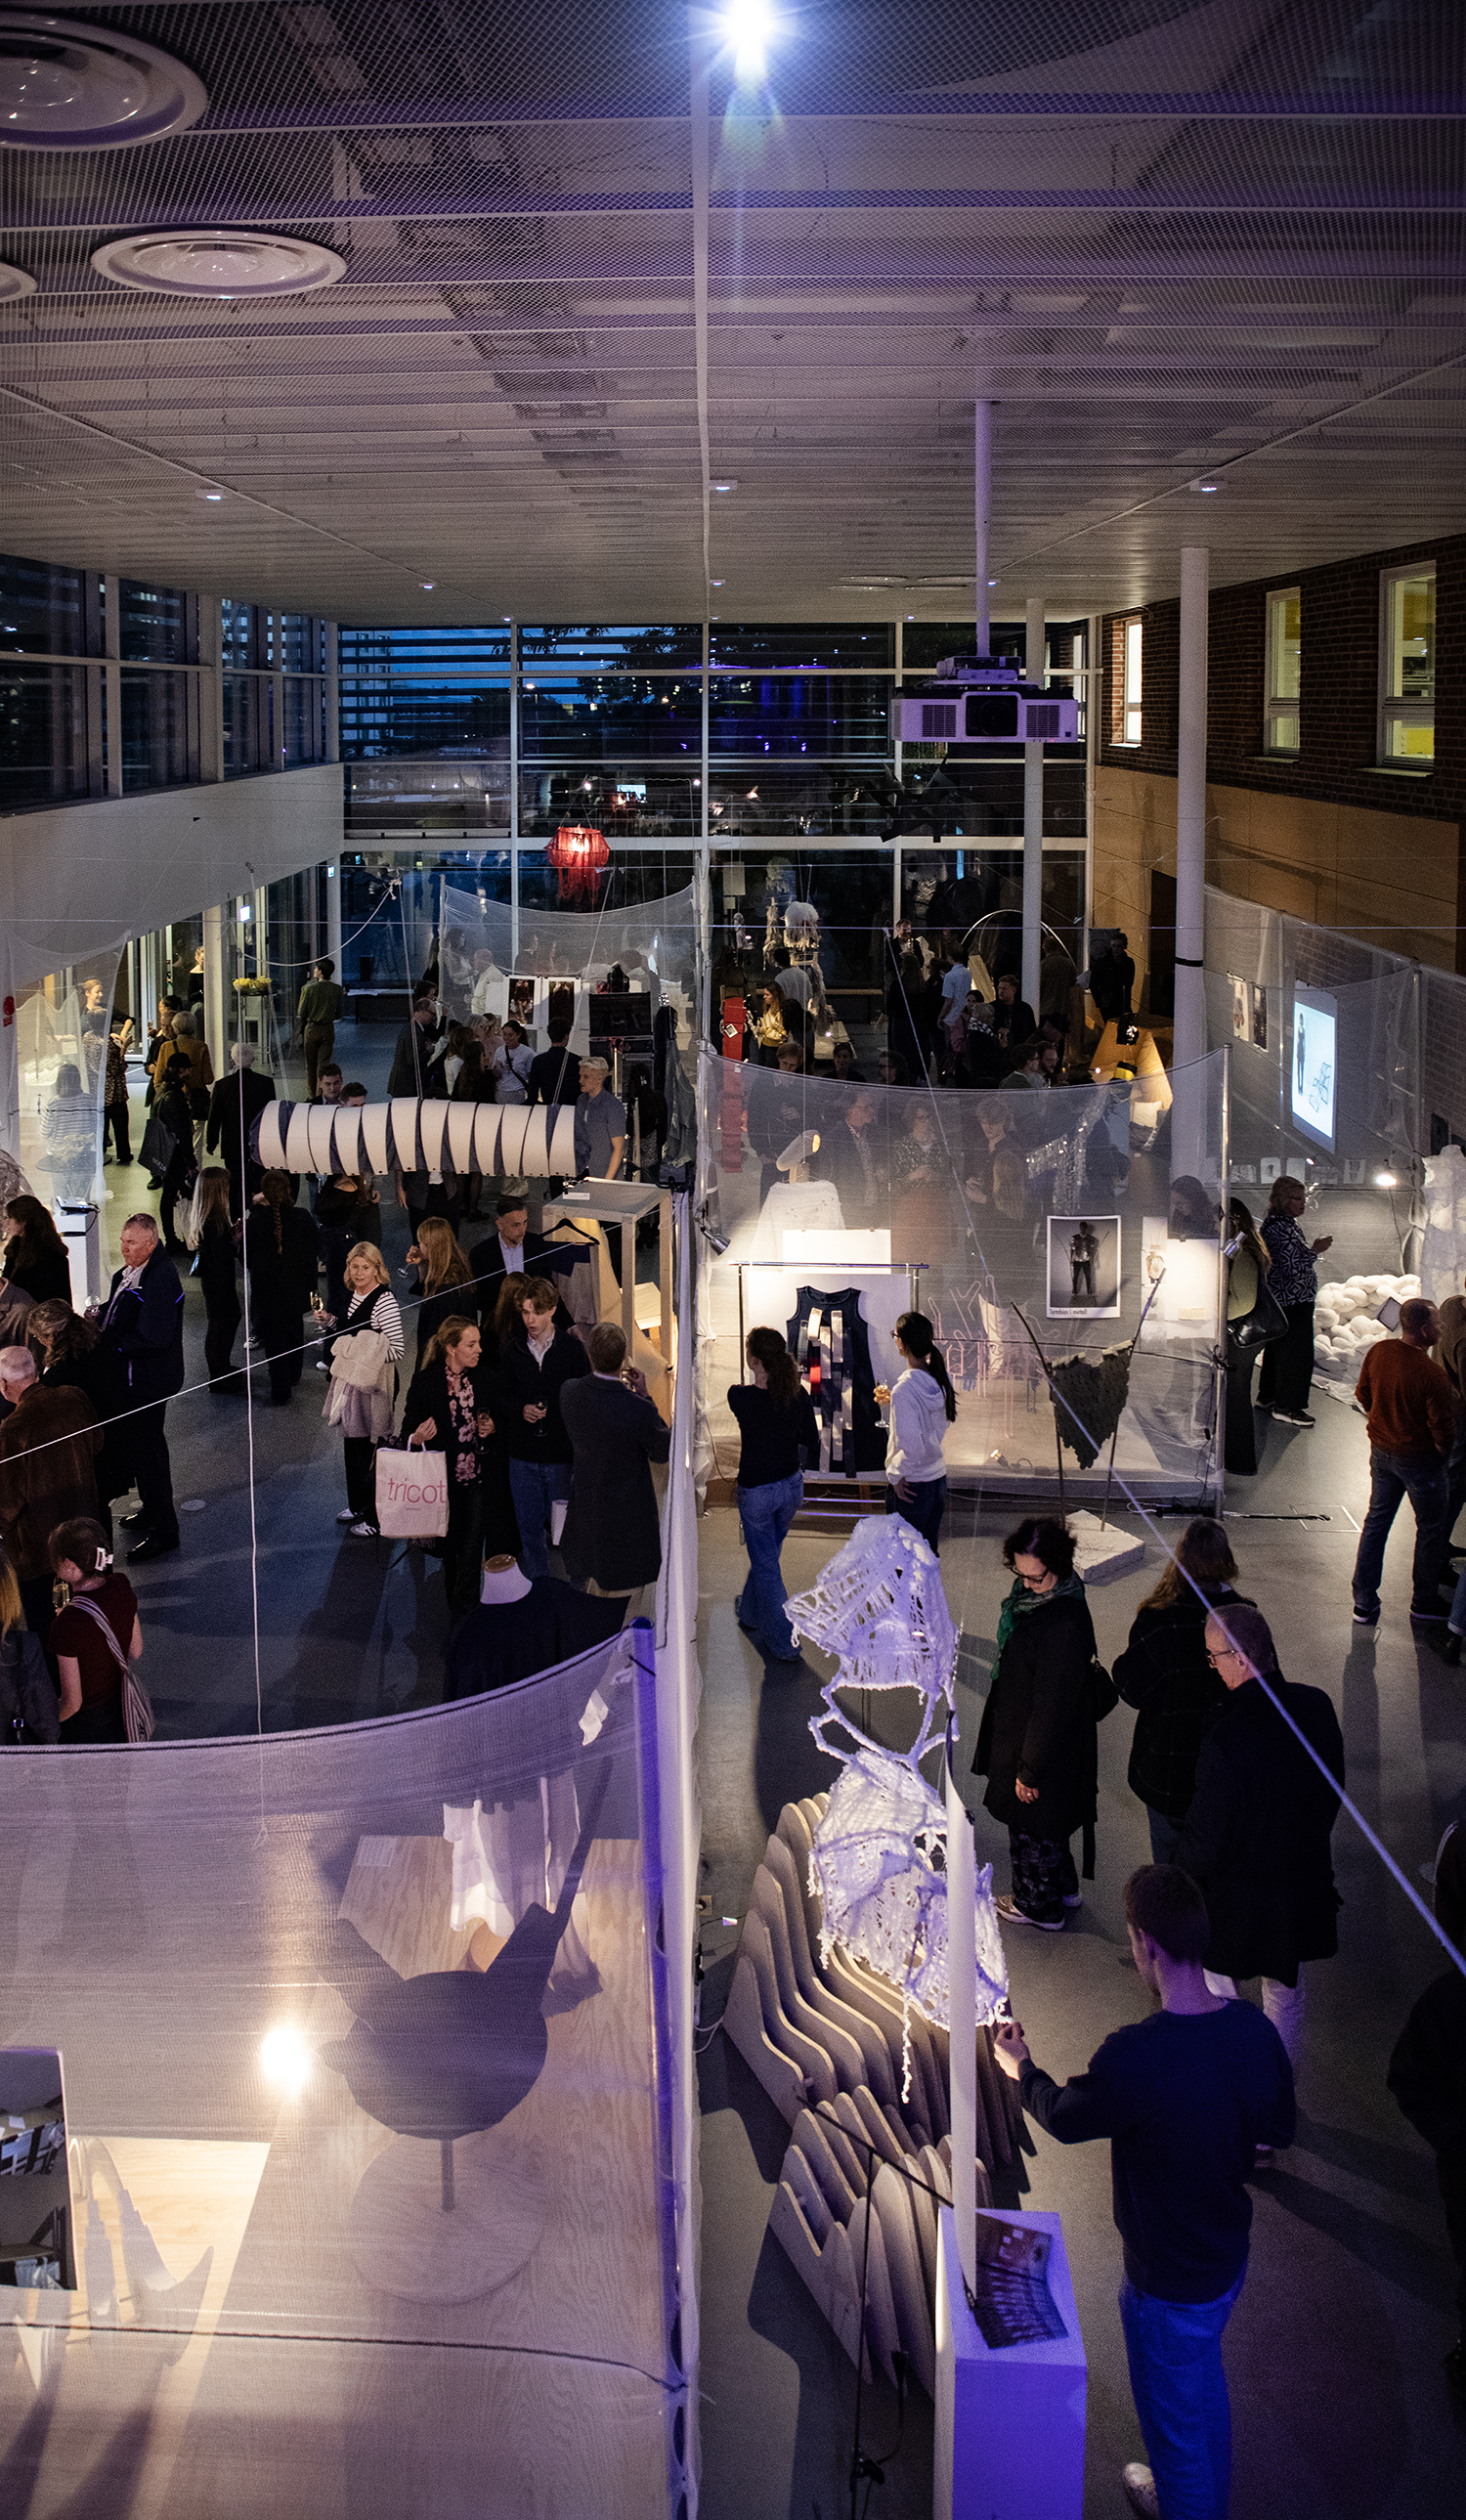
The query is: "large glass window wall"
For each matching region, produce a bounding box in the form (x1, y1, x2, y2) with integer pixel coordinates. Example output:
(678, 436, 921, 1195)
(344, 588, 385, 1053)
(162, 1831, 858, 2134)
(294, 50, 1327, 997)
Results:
(0, 552, 331, 804)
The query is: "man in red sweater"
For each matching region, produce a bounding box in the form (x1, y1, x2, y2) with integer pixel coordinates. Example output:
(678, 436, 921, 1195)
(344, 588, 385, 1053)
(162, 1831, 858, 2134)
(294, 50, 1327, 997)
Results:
(1351, 1298, 1458, 1629)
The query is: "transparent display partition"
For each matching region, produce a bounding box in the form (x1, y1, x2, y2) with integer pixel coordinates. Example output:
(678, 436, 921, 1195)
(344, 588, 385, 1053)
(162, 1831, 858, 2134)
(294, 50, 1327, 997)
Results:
(697, 1049, 1229, 1510)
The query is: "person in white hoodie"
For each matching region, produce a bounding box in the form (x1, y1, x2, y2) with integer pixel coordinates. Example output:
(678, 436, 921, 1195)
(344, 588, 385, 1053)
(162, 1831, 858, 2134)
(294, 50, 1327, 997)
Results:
(876, 1310, 957, 1553)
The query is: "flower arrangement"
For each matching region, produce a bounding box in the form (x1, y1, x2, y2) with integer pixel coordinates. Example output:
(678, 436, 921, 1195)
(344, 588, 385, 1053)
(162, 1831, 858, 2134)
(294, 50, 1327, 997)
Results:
(233, 977, 273, 995)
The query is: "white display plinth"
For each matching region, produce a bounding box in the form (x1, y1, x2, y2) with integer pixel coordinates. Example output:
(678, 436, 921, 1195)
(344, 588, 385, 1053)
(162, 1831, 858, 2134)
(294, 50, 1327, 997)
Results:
(934, 2206, 1086, 2520)
(55, 1201, 101, 1308)
(1068, 1507, 1145, 1586)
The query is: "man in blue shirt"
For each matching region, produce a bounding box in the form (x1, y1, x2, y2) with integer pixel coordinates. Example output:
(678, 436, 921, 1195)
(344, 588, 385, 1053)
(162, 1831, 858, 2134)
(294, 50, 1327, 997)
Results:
(996, 1864, 1295, 2520)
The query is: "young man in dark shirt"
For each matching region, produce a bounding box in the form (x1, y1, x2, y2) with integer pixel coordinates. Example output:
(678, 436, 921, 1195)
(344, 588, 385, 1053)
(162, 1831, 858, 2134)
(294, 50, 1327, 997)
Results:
(528, 1020, 581, 1109)
(996, 1863, 1295, 2520)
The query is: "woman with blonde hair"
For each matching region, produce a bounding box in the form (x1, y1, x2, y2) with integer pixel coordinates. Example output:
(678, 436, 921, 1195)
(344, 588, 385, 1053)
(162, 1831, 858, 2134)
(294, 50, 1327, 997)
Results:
(193, 1165, 242, 1391)
(407, 1214, 475, 1366)
(319, 1241, 404, 1535)
(1113, 1517, 1252, 1863)
(401, 1313, 502, 1614)
(0, 1550, 58, 1743)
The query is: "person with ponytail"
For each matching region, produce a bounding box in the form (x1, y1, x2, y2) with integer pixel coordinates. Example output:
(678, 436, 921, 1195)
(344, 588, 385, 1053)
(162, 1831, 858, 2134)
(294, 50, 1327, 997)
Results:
(876, 1310, 956, 1553)
(48, 1516, 141, 1745)
(729, 1326, 818, 1662)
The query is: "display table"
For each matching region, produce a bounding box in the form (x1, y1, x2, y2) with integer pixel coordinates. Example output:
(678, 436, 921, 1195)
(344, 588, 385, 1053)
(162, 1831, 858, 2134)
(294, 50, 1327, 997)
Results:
(934, 2205, 1086, 2520)
(543, 1179, 672, 1368)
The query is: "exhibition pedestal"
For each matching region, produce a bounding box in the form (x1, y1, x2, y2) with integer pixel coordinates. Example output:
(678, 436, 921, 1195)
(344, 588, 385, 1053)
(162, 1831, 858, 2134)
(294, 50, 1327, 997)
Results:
(933, 2206, 1086, 2520)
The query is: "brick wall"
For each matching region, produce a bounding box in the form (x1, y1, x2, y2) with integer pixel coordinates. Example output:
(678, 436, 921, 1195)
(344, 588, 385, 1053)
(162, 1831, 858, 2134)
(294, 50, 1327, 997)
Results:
(1098, 530, 1465, 975)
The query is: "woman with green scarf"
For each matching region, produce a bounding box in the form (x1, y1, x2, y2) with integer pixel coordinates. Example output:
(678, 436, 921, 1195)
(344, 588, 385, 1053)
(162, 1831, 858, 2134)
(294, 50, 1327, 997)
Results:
(974, 1517, 1108, 1930)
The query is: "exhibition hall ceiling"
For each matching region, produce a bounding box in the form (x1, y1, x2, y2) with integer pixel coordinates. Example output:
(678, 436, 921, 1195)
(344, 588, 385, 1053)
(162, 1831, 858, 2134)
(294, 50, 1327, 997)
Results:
(0, 0, 1463, 624)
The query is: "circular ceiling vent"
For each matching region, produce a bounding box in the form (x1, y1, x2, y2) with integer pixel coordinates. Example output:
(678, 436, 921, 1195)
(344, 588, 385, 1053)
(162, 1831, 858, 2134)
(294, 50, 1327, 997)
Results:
(0, 13, 207, 148)
(90, 230, 347, 298)
(0, 260, 36, 301)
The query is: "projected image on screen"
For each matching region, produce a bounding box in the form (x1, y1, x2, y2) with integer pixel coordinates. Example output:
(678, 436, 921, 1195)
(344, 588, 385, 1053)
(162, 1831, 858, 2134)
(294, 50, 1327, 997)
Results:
(1290, 986, 1337, 1151)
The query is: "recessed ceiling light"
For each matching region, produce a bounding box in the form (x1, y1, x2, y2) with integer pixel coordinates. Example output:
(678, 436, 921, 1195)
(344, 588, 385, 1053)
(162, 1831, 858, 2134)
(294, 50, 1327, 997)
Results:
(91, 230, 346, 298)
(197, 489, 223, 501)
(0, 260, 35, 302)
(0, 13, 207, 149)
(1189, 478, 1220, 494)
(711, 580, 724, 587)
(711, 478, 738, 492)
(420, 581, 435, 590)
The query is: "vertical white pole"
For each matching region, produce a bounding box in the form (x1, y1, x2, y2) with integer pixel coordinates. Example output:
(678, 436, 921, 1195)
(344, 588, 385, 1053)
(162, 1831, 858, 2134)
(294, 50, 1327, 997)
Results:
(1175, 546, 1209, 1069)
(202, 903, 227, 1078)
(973, 400, 992, 657)
(945, 1742, 977, 2297)
(1023, 594, 1045, 1014)
(326, 860, 342, 976)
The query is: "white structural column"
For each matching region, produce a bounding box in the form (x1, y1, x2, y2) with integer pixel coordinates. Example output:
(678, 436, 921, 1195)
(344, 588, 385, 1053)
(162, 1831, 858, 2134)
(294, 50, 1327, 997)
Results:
(1023, 593, 1045, 1014)
(201, 902, 228, 1076)
(945, 1748, 977, 2297)
(1174, 545, 1209, 1069)
(325, 859, 342, 976)
(973, 399, 992, 655)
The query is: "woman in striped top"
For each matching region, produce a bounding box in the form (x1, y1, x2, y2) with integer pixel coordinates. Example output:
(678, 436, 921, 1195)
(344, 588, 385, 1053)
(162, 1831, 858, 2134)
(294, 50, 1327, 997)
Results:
(320, 1241, 404, 1536)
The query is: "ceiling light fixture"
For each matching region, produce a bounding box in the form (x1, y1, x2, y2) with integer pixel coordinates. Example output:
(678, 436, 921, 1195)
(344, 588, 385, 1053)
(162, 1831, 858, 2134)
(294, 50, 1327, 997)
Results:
(91, 229, 346, 298)
(1374, 1170, 1398, 1189)
(259, 2024, 312, 2098)
(711, 478, 738, 493)
(0, 259, 35, 301)
(722, 0, 776, 83)
(420, 581, 435, 590)
(0, 12, 207, 148)
(1189, 479, 1220, 494)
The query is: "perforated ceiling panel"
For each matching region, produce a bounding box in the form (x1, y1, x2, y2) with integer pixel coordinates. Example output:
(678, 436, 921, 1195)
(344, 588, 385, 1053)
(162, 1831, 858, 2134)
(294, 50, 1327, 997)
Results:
(0, 0, 1462, 621)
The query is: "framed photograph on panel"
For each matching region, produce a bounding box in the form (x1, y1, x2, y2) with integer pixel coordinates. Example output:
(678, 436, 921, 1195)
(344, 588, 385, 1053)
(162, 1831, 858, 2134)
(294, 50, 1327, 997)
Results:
(1251, 986, 1269, 1050)
(1229, 975, 1248, 1040)
(1047, 1215, 1122, 1320)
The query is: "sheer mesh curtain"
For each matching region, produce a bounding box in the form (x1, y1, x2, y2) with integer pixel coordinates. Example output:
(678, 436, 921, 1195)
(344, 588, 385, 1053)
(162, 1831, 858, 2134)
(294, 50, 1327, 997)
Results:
(11, 947, 123, 1230)
(696, 1047, 1228, 1499)
(0, 1637, 691, 2519)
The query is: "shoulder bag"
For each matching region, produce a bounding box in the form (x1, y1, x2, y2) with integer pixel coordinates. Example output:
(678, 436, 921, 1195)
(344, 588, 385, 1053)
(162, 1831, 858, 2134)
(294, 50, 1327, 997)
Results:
(65, 1594, 155, 1744)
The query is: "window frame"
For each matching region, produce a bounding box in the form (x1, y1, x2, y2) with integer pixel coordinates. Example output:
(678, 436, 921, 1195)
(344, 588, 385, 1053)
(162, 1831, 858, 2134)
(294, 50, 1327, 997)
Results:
(1378, 562, 1436, 766)
(1110, 616, 1143, 747)
(1263, 586, 1300, 756)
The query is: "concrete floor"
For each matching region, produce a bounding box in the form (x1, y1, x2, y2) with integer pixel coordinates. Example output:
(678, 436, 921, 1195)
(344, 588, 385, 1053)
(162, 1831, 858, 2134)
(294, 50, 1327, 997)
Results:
(694, 1422, 1466, 2518)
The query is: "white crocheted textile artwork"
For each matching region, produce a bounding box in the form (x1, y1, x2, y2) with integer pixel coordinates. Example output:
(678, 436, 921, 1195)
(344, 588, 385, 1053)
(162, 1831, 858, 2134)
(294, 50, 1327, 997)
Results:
(785, 1517, 1009, 2050)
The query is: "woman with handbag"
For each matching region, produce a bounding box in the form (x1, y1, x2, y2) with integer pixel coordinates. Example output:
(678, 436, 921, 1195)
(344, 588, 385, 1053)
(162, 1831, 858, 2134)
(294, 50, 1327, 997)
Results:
(1225, 1195, 1283, 1474)
(0, 1550, 58, 1745)
(401, 1314, 501, 1617)
(319, 1242, 404, 1537)
(1113, 1517, 1253, 1864)
(245, 1172, 320, 1405)
(48, 1517, 144, 1746)
(973, 1516, 1109, 1931)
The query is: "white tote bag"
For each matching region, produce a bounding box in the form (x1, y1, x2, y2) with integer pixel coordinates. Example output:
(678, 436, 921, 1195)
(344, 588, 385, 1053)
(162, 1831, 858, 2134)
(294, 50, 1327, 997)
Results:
(374, 1447, 450, 1541)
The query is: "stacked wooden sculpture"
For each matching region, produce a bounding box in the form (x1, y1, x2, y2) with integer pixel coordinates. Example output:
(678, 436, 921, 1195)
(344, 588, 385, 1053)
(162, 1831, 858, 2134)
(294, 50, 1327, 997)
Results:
(256, 1094, 578, 1184)
(724, 1517, 1018, 2396)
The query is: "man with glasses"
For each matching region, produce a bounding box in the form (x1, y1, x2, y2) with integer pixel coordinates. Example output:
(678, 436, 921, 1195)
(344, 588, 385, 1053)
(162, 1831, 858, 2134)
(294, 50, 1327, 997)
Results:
(1175, 1604, 1344, 2101)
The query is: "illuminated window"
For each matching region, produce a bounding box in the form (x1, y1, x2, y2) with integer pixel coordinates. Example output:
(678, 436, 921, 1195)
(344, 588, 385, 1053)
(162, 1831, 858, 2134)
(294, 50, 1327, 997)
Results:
(1379, 564, 1435, 763)
(1112, 617, 1143, 745)
(1263, 587, 1300, 754)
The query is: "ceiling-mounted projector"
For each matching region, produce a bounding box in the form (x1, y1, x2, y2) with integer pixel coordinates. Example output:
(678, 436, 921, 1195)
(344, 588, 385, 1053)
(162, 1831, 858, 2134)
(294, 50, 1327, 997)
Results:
(895, 652, 1079, 745)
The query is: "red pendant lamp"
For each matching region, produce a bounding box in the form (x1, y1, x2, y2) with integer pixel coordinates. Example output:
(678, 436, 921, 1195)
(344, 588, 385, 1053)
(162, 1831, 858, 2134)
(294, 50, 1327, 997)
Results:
(546, 822, 609, 901)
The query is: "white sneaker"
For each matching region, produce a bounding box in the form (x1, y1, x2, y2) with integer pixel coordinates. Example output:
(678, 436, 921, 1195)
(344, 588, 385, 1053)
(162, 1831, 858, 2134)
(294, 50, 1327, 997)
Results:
(336, 1507, 357, 1525)
(1121, 2463, 1161, 2519)
(347, 1519, 379, 1539)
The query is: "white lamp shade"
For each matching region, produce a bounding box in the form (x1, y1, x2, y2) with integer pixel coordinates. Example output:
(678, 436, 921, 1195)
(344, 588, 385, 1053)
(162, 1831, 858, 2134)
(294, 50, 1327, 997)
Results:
(329, 1110, 363, 1174)
(283, 1106, 314, 1174)
(359, 1104, 392, 1175)
(445, 1105, 479, 1174)
(254, 1107, 287, 1169)
(389, 1099, 422, 1173)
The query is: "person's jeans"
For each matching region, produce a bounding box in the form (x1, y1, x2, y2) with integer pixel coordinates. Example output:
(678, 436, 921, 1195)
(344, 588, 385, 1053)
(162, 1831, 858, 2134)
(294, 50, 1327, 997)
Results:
(1147, 1805, 1183, 1865)
(885, 1474, 947, 1554)
(736, 1472, 804, 1659)
(1203, 1969, 1306, 2068)
(129, 1400, 179, 1545)
(509, 1457, 571, 1580)
(1352, 1446, 1449, 1617)
(1119, 2271, 1245, 2520)
(1009, 1830, 1078, 1923)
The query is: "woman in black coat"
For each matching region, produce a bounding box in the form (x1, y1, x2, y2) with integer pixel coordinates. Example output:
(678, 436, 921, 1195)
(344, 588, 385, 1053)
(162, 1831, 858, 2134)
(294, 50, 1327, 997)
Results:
(401, 1314, 506, 1616)
(1112, 1516, 1252, 1866)
(245, 1171, 320, 1404)
(974, 1516, 1111, 1930)
(194, 1165, 242, 1391)
(154, 1058, 197, 1254)
(1, 1196, 72, 1305)
(490, 1276, 591, 1579)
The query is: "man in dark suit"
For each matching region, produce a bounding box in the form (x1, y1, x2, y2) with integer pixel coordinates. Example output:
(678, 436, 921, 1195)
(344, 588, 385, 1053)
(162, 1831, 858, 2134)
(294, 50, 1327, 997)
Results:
(528, 1021, 580, 1109)
(204, 1044, 276, 1217)
(467, 1195, 557, 1329)
(817, 1087, 884, 1226)
(388, 983, 446, 1099)
(96, 1212, 186, 1561)
(560, 1322, 670, 1614)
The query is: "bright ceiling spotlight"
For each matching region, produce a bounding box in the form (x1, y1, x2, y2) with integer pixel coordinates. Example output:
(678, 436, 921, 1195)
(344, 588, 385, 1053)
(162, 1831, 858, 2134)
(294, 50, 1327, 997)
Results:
(722, 0, 776, 82)
(259, 2024, 312, 2096)
(1375, 1170, 1398, 1188)
(420, 581, 435, 589)
(712, 478, 738, 493)
(197, 489, 223, 501)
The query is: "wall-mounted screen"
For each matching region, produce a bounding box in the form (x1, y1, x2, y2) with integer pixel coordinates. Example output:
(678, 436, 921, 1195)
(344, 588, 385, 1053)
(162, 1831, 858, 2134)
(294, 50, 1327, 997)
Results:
(1290, 984, 1337, 1151)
